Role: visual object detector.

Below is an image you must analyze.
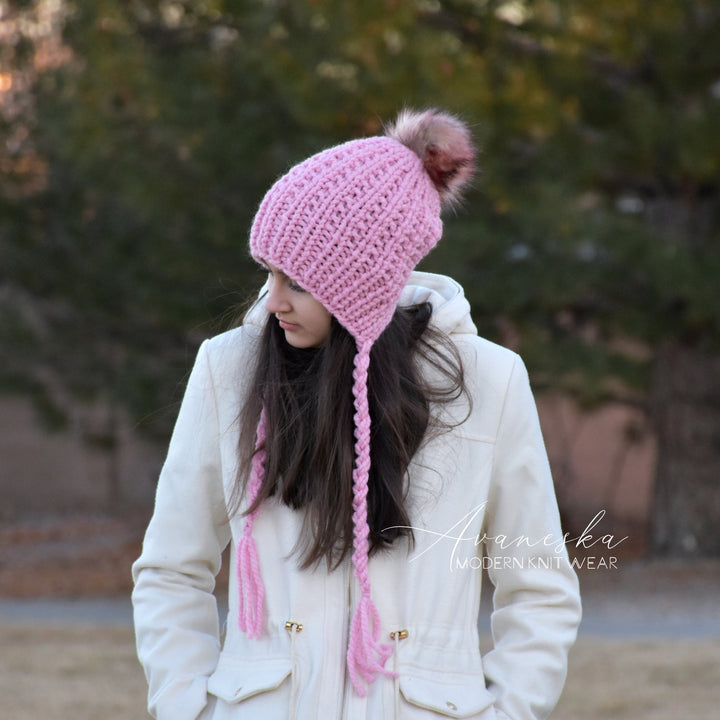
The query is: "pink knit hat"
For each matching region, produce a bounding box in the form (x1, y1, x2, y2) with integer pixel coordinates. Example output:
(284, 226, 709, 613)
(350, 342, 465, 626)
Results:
(238, 108, 475, 695)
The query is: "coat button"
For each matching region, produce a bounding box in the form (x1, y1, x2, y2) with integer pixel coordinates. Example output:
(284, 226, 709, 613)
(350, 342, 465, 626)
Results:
(446, 700, 458, 711)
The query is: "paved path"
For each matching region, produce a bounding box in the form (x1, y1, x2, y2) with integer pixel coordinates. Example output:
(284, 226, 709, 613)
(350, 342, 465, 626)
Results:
(576, 594, 720, 638)
(1, 571, 718, 638)
(0, 597, 135, 628)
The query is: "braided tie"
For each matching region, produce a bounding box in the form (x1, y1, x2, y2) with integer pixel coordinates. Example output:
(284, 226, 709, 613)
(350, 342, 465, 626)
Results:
(237, 407, 267, 637)
(346, 342, 397, 696)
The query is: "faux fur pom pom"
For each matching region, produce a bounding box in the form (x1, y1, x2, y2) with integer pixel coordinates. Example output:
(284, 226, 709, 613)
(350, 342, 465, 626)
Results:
(385, 108, 476, 208)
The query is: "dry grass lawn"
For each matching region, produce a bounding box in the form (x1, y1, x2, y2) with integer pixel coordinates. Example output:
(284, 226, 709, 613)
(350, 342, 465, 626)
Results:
(554, 637, 720, 719)
(1, 625, 718, 719)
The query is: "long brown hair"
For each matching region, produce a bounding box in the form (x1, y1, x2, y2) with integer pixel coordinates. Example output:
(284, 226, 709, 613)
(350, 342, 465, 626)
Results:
(234, 297, 470, 570)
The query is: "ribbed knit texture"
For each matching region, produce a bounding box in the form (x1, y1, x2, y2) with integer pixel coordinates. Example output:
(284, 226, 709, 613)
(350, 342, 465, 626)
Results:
(238, 111, 473, 696)
(250, 136, 442, 347)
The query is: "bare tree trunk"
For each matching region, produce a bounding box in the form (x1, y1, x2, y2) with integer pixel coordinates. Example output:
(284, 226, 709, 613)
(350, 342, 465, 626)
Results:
(650, 341, 720, 556)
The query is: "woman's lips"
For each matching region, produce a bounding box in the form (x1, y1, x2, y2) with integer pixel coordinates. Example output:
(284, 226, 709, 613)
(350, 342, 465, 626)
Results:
(278, 320, 300, 331)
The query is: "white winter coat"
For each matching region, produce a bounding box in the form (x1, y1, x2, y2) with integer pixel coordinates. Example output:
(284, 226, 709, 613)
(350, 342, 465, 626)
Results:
(132, 271, 581, 720)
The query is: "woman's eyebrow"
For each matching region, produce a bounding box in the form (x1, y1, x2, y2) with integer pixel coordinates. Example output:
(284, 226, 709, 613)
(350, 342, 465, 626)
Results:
(257, 260, 293, 281)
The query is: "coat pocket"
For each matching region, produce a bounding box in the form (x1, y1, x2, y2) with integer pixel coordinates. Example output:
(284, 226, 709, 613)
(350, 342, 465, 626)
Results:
(398, 671, 497, 718)
(207, 657, 292, 704)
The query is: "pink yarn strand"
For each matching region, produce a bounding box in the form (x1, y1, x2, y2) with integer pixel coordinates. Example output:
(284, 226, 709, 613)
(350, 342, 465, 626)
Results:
(237, 408, 267, 637)
(346, 344, 397, 696)
(237, 531, 264, 637)
(348, 595, 395, 691)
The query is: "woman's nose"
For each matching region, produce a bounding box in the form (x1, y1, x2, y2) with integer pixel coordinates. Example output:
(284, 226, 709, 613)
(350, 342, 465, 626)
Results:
(265, 281, 291, 314)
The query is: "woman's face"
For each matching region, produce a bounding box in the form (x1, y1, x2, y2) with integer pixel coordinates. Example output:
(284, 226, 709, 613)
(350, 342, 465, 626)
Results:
(261, 260, 332, 349)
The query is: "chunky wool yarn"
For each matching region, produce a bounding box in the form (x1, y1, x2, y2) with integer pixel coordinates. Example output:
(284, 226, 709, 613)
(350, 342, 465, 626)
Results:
(239, 108, 476, 695)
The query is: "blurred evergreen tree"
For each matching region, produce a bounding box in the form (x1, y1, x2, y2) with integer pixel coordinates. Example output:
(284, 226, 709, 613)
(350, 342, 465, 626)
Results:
(2, 0, 719, 553)
(422, 0, 720, 556)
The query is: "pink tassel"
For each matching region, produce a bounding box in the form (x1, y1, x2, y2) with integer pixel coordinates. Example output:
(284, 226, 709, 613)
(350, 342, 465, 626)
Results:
(237, 528, 264, 637)
(347, 593, 396, 695)
(237, 407, 268, 637)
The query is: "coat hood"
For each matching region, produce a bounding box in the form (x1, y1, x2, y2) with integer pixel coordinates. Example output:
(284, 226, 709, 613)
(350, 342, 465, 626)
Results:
(398, 271, 477, 337)
(244, 270, 477, 339)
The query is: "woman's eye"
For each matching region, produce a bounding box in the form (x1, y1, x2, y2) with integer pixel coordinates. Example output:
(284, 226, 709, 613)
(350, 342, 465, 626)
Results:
(257, 262, 304, 291)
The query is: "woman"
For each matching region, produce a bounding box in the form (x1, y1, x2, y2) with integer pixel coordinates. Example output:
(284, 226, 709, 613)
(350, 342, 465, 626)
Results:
(132, 108, 581, 720)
